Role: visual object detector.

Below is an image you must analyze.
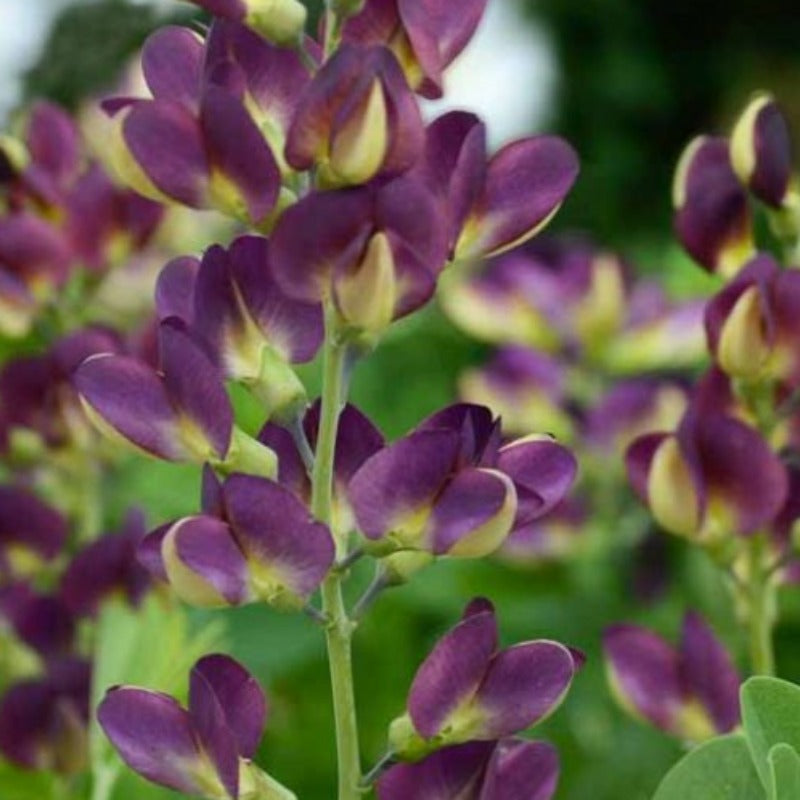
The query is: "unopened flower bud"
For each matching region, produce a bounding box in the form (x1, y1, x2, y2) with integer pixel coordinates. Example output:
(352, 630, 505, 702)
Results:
(716, 285, 770, 378)
(646, 437, 700, 538)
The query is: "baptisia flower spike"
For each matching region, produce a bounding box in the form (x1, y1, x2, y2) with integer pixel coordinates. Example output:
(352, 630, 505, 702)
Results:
(156, 235, 322, 418)
(387, 599, 580, 761)
(138, 469, 335, 611)
(343, 0, 488, 99)
(378, 738, 560, 800)
(415, 111, 579, 260)
(603, 612, 740, 742)
(98, 654, 294, 799)
(104, 22, 308, 226)
(74, 319, 275, 475)
(626, 405, 788, 543)
(285, 44, 424, 187)
(348, 404, 577, 558)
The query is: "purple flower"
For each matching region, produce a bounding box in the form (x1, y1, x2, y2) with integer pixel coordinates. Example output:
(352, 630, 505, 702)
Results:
(0, 486, 68, 579)
(415, 112, 578, 260)
(730, 93, 794, 209)
(627, 406, 788, 541)
(0, 583, 75, 661)
(155, 235, 322, 414)
(388, 599, 579, 760)
(0, 657, 91, 773)
(673, 136, 755, 275)
(498, 499, 586, 566)
(259, 400, 384, 535)
(705, 253, 800, 382)
(104, 22, 305, 225)
(270, 177, 448, 335)
(378, 738, 559, 800)
(59, 509, 151, 617)
(74, 319, 235, 464)
(286, 44, 424, 186)
(348, 404, 577, 558)
(343, 0, 488, 99)
(603, 612, 740, 741)
(138, 471, 334, 610)
(458, 348, 573, 442)
(98, 654, 269, 798)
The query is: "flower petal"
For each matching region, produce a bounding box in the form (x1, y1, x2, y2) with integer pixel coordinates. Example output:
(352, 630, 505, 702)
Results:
(479, 739, 559, 800)
(141, 26, 203, 107)
(155, 256, 200, 324)
(408, 603, 498, 738)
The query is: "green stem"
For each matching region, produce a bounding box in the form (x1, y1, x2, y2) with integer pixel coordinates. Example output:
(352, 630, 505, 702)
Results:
(745, 534, 776, 676)
(323, 7, 344, 59)
(313, 307, 361, 800)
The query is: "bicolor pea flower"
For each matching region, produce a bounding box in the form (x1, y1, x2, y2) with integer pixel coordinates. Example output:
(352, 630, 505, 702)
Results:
(74, 318, 253, 467)
(156, 235, 322, 416)
(138, 470, 334, 610)
(705, 253, 800, 383)
(378, 738, 559, 800)
(259, 400, 384, 536)
(414, 112, 579, 260)
(343, 0, 488, 99)
(583, 379, 688, 456)
(348, 403, 577, 558)
(104, 24, 289, 225)
(730, 93, 795, 210)
(0, 656, 91, 774)
(59, 509, 151, 617)
(270, 176, 448, 336)
(388, 599, 580, 760)
(673, 136, 755, 276)
(626, 407, 788, 542)
(0, 486, 68, 578)
(183, 0, 307, 46)
(458, 348, 573, 442)
(603, 612, 740, 742)
(286, 44, 424, 187)
(98, 654, 286, 799)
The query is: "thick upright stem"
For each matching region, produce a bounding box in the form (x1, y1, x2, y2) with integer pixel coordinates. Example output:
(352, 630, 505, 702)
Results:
(313, 308, 361, 800)
(745, 534, 776, 676)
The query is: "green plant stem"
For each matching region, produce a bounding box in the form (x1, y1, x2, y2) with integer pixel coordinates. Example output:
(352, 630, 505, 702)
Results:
(312, 307, 361, 800)
(323, 6, 344, 59)
(745, 534, 776, 676)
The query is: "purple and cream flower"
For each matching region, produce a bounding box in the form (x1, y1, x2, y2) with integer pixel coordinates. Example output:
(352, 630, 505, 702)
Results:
(730, 93, 795, 210)
(626, 405, 787, 542)
(270, 176, 448, 336)
(378, 738, 559, 800)
(705, 253, 800, 383)
(98, 654, 274, 799)
(156, 235, 322, 415)
(0, 486, 68, 578)
(285, 44, 424, 186)
(103, 22, 308, 225)
(603, 612, 740, 742)
(0, 656, 91, 774)
(59, 509, 151, 617)
(343, 0, 488, 100)
(348, 403, 577, 558)
(388, 599, 580, 760)
(138, 470, 334, 610)
(415, 112, 579, 260)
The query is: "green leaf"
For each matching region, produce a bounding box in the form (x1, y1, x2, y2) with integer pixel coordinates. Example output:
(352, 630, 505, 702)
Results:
(652, 734, 764, 800)
(741, 676, 800, 789)
(768, 744, 800, 800)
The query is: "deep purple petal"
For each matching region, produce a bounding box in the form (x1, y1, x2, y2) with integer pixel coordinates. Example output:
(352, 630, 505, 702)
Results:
(98, 688, 207, 794)
(26, 102, 81, 189)
(0, 486, 68, 564)
(680, 612, 741, 733)
(378, 741, 494, 800)
(190, 654, 267, 759)
(155, 257, 200, 324)
(479, 739, 559, 800)
(142, 26, 203, 107)
(408, 605, 498, 738)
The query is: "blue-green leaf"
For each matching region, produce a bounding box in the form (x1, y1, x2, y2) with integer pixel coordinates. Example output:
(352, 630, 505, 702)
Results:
(768, 744, 800, 800)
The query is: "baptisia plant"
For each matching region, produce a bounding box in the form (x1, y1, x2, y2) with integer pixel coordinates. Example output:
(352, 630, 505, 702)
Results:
(72, 1, 584, 798)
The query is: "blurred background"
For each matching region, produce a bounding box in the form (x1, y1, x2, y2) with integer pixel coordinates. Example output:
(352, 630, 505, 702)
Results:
(2, 1, 800, 798)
